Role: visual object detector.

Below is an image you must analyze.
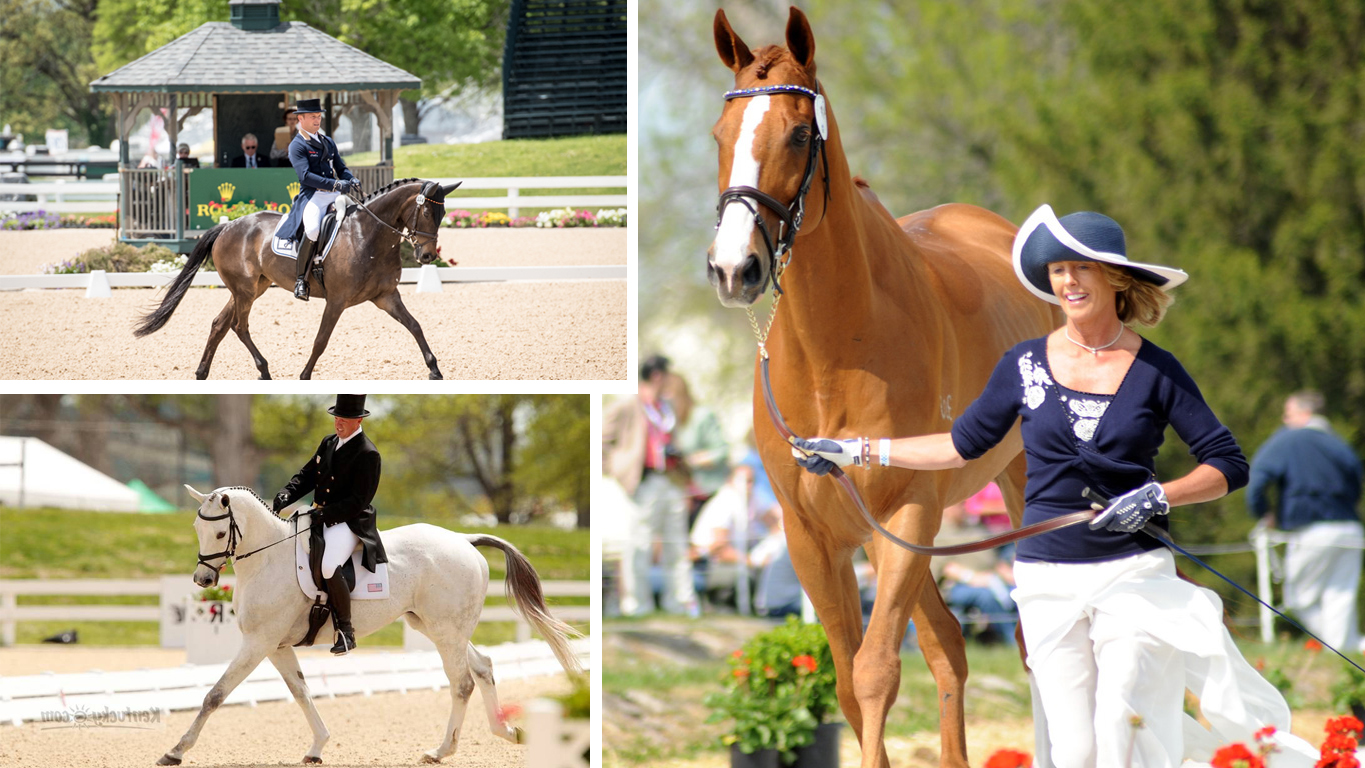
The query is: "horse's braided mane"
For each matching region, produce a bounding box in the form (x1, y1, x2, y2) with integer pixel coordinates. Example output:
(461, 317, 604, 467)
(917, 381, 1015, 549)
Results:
(220, 485, 270, 510)
(361, 177, 423, 203)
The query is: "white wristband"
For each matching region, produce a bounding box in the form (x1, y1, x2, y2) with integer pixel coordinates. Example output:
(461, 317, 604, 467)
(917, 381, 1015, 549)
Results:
(879, 438, 891, 467)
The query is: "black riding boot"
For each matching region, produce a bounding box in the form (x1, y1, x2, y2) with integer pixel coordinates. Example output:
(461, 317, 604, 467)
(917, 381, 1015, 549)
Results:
(326, 573, 355, 654)
(293, 236, 316, 301)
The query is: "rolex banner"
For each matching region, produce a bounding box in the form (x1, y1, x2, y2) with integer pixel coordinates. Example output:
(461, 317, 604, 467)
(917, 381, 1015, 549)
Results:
(187, 168, 299, 230)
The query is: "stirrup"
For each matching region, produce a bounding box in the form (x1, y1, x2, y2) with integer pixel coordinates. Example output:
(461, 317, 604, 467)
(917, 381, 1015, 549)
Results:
(330, 630, 355, 655)
(293, 276, 310, 301)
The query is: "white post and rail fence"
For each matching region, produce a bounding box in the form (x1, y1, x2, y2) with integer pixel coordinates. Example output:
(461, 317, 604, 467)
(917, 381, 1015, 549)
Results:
(0, 175, 626, 293)
(0, 577, 589, 648)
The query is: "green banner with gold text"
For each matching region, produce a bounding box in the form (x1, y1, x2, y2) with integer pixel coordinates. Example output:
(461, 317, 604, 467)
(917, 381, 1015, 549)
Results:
(187, 168, 299, 229)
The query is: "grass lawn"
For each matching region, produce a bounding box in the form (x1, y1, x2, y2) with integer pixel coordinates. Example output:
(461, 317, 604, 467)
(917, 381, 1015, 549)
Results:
(603, 616, 1363, 766)
(346, 134, 626, 215)
(0, 506, 588, 646)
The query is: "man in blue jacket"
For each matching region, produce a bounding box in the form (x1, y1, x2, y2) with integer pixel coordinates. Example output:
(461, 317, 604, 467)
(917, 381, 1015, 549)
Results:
(1247, 390, 1364, 650)
(275, 98, 359, 301)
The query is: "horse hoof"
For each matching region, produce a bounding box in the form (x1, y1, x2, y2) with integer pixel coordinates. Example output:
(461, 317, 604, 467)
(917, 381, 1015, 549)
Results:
(157, 755, 182, 766)
(420, 754, 441, 764)
(303, 757, 323, 764)
(429, 372, 443, 380)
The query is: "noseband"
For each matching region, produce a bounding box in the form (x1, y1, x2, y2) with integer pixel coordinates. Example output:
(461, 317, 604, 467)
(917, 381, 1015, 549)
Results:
(715, 83, 831, 296)
(356, 180, 444, 254)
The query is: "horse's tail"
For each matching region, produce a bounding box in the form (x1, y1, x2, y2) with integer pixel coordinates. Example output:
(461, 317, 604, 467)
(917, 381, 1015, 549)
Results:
(466, 534, 584, 675)
(133, 223, 226, 337)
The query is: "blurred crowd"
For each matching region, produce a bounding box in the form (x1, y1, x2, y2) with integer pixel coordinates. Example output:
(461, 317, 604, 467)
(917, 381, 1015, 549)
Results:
(600, 354, 1021, 643)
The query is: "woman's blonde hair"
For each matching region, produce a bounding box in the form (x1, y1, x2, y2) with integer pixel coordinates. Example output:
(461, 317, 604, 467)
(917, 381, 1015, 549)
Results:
(1099, 262, 1174, 326)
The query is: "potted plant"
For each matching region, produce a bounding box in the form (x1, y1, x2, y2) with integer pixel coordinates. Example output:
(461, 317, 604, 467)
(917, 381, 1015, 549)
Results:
(705, 617, 842, 768)
(184, 583, 240, 665)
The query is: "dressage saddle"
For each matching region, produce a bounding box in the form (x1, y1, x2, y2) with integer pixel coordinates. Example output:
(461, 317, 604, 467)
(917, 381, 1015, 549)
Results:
(294, 517, 357, 649)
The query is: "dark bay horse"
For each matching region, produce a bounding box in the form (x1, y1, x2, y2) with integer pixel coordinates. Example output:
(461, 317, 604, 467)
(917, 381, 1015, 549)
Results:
(709, 8, 1061, 767)
(134, 178, 459, 380)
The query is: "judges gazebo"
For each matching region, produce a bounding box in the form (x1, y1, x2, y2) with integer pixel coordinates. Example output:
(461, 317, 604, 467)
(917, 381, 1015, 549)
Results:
(89, 0, 418, 251)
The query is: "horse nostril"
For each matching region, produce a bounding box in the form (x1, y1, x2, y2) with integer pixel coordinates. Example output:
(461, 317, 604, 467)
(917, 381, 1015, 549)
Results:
(741, 252, 764, 289)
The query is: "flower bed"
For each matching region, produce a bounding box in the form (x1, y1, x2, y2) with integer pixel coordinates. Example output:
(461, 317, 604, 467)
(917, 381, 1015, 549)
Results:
(441, 207, 626, 229)
(1, 210, 118, 230)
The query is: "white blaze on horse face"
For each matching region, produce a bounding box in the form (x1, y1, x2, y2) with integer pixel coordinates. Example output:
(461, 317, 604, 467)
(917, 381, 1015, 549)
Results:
(712, 95, 772, 274)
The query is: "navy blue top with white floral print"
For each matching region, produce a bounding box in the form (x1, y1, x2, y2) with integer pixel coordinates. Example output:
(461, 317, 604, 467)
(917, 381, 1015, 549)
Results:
(951, 336, 1248, 563)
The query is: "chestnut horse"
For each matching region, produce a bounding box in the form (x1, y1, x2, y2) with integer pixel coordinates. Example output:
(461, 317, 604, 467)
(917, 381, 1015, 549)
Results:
(708, 8, 1060, 768)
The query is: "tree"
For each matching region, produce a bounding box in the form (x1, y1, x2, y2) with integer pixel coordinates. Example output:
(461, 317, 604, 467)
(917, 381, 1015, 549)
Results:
(0, 0, 114, 146)
(515, 395, 591, 527)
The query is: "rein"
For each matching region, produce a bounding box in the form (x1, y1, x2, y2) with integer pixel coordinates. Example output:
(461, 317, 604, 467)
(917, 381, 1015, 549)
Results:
(760, 357, 1093, 556)
(196, 497, 307, 574)
(723, 81, 1090, 556)
(353, 181, 443, 251)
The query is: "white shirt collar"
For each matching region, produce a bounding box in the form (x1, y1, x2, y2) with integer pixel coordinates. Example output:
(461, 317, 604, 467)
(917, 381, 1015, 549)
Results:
(336, 425, 363, 449)
(298, 127, 326, 143)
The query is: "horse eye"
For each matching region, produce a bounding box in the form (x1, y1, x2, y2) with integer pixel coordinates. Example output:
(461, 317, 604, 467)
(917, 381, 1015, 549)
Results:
(793, 125, 811, 146)
(216, 532, 226, 539)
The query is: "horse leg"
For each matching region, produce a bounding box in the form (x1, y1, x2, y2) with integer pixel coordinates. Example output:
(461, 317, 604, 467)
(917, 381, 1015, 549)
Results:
(420, 635, 475, 763)
(229, 279, 272, 379)
(861, 515, 969, 768)
(466, 642, 521, 743)
(157, 637, 274, 765)
(371, 291, 443, 379)
(267, 647, 330, 764)
(194, 298, 237, 380)
(907, 577, 971, 768)
(300, 300, 346, 380)
(782, 515, 885, 768)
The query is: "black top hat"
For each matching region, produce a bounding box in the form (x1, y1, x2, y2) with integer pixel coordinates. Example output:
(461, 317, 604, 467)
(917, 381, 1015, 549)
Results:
(293, 98, 324, 115)
(328, 395, 370, 419)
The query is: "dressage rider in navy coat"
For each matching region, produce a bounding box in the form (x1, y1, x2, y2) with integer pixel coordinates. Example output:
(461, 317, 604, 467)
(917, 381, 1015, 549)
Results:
(272, 395, 388, 654)
(276, 98, 360, 301)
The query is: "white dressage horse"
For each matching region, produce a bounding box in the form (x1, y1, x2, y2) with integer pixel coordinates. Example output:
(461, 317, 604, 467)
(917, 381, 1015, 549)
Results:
(158, 485, 583, 766)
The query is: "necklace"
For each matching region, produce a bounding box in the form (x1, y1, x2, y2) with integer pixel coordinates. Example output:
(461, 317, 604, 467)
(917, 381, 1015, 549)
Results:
(1065, 324, 1125, 356)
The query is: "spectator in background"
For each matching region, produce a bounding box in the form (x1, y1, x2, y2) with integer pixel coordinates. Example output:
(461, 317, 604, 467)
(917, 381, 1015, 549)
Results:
(270, 108, 298, 166)
(175, 143, 200, 168)
(232, 133, 268, 168)
(1247, 390, 1364, 651)
(665, 373, 731, 525)
(689, 464, 777, 610)
(603, 355, 697, 616)
(933, 493, 1018, 645)
(137, 149, 162, 169)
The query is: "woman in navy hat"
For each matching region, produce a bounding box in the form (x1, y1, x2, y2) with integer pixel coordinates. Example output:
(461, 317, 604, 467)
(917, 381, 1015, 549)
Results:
(272, 394, 387, 655)
(274, 98, 360, 301)
(789, 206, 1318, 765)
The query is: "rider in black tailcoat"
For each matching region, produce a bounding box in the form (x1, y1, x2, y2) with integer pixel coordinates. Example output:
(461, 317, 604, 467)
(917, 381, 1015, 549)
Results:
(272, 394, 387, 654)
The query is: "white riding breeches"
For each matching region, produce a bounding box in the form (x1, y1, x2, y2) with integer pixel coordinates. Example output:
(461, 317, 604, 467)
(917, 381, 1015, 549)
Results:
(303, 190, 340, 240)
(321, 521, 359, 579)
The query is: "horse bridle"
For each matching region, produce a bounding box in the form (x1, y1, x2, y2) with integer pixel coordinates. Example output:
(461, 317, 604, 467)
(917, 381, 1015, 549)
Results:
(719, 85, 1092, 555)
(355, 181, 444, 253)
(195, 493, 306, 575)
(715, 83, 831, 296)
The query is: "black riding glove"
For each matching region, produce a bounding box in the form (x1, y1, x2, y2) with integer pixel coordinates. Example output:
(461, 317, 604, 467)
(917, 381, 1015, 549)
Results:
(272, 491, 289, 514)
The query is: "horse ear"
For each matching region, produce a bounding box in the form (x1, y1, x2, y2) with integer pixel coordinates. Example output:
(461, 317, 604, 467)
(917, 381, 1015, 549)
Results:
(185, 485, 207, 503)
(714, 9, 755, 73)
(438, 181, 462, 197)
(786, 6, 816, 72)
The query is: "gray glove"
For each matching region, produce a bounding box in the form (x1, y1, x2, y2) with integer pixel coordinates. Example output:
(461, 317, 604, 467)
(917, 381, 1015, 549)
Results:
(790, 437, 864, 476)
(1089, 481, 1169, 532)
(334, 179, 354, 195)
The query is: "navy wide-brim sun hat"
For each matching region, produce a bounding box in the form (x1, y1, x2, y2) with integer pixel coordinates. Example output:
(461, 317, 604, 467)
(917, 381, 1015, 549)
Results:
(1012, 204, 1189, 305)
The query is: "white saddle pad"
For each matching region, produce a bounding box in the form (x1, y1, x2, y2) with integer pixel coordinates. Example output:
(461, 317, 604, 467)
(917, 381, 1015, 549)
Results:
(270, 196, 350, 262)
(293, 511, 389, 601)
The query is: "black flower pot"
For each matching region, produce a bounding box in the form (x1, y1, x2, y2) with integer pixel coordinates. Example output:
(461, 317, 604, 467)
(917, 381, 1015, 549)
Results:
(1352, 702, 1365, 724)
(730, 722, 843, 768)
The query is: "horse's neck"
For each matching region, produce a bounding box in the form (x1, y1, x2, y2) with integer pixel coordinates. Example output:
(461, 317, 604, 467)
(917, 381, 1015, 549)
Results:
(770, 142, 938, 360)
(226, 494, 290, 579)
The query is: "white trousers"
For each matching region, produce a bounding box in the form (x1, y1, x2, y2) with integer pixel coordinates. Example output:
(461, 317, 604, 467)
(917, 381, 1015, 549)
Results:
(302, 190, 340, 240)
(321, 521, 359, 579)
(1282, 520, 1364, 650)
(619, 472, 695, 616)
(1015, 549, 1317, 768)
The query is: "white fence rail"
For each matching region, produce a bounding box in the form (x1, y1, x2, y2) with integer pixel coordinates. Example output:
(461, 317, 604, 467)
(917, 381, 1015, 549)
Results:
(0, 264, 625, 296)
(0, 578, 590, 647)
(0, 638, 589, 727)
(0, 176, 626, 215)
